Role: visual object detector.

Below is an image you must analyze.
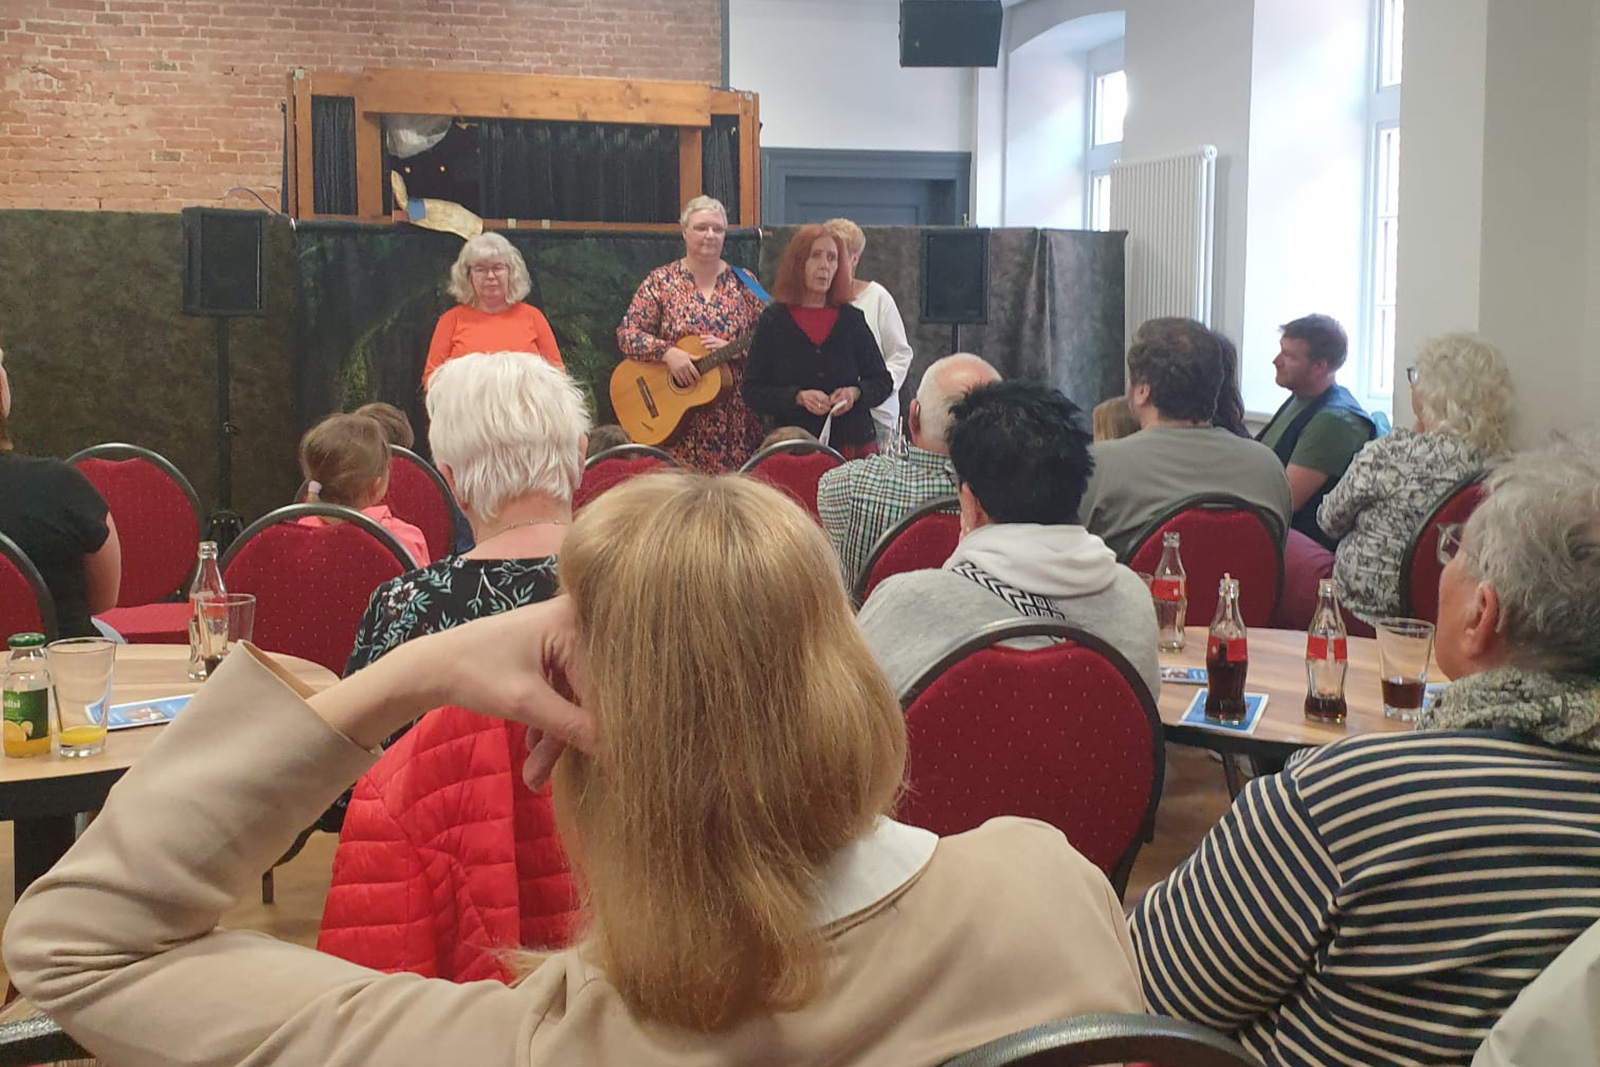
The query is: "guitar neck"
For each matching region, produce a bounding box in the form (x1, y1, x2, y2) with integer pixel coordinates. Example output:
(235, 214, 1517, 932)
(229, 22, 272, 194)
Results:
(693, 331, 756, 373)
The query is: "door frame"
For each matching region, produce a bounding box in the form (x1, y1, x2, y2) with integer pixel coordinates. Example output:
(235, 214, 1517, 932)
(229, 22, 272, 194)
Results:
(760, 148, 972, 225)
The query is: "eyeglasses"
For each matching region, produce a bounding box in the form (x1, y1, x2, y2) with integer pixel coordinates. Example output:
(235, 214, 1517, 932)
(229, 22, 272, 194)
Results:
(469, 263, 510, 277)
(1406, 365, 1419, 386)
(1436, 522, 1463, 566)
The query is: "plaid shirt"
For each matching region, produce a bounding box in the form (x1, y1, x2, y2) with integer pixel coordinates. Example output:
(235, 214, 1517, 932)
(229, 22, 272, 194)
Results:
(817, 445, 958, 582)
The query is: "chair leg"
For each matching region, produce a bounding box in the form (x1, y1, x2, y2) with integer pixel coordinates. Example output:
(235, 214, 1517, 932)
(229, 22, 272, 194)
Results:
(260, 825, 317, 905)
(1222, 754, 1248, 798)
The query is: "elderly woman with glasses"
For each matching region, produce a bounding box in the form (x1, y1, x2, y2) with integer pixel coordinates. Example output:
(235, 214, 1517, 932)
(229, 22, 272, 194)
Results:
(1315, 332, 1514, 627)
(423, 232, 563, 389)
(1130, 435, 1600, 1067)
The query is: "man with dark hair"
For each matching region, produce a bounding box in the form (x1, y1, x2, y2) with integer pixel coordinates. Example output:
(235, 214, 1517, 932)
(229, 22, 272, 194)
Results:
(1079, 317, 1291, 558)
(857, 381, 1159, 698)
(1258, 313, 1374, 547)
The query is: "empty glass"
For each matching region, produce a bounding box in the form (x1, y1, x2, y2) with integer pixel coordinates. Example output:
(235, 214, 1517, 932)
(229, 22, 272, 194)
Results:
(195, 593, 256, 676)
(46, 638, 116, 757)
(1375, 618, 1436, 721)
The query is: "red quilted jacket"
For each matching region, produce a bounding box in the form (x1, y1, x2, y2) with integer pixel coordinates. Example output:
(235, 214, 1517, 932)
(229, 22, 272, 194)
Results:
(317, 705, 580, 981)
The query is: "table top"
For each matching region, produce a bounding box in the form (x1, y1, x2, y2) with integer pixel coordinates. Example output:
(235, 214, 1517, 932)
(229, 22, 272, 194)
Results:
(0, 645, 337, 786)
(1157, 627, 1443, 757)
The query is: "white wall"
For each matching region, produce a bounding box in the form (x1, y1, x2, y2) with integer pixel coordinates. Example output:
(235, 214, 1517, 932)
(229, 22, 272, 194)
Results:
(727, 0, 974, 153)
(1002, 28, 1090, 227)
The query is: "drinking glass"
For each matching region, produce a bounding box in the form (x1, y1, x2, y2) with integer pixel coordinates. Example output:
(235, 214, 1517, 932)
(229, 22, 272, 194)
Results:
(196, 593, 257, 676)
(1375, 617, 1436, 721)
(46, 638, 116, 757)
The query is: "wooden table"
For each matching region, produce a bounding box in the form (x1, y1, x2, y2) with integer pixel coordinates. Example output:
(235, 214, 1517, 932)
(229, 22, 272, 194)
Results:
(0, 645, 336, 900)
(1157, 628, 1439, 762)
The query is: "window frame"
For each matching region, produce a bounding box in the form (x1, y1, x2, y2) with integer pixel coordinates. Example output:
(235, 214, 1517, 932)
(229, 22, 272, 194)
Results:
(1085, 40, 1125, 232)
(1359, 0, 1403, 401)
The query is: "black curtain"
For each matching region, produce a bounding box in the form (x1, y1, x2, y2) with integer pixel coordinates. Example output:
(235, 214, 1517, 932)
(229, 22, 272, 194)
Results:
(480, 120, 678, 223)
(702, 114, 740, 221)
(310, 96, 356, 216)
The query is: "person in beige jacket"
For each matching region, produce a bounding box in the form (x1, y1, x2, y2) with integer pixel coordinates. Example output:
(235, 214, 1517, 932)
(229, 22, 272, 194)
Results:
(4, 472, 1146, 1067)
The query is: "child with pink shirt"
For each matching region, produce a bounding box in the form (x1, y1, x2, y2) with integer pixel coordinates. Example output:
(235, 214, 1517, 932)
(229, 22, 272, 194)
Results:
(297, 413, 429, 567)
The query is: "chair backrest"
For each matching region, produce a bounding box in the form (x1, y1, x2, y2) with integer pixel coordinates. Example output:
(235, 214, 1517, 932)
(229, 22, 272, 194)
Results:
(938, 1013, 1261, 1067)
(899, 619, 1163, 897)
(383, 445, 454, 563)
(220, 504, 412, 673)
(0, 1007, 90, 1067)
(68, 443, 203, 606)
(739, 440, 846, 518)
(0, 532, 57, 643)
(1398, 472, 1486, 623)
(574, 444, 678, 511)
(1123, 494, 1283, 628)
(853, 494, 962, 604)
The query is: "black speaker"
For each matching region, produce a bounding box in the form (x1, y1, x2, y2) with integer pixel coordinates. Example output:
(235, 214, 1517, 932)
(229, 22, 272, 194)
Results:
(920, 229, 989, 324)
(900, 1, 1003, 68)
(181, 207, 265, 317)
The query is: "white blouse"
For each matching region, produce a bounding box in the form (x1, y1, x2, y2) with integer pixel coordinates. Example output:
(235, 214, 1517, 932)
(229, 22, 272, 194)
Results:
(850, 281, 916, 438)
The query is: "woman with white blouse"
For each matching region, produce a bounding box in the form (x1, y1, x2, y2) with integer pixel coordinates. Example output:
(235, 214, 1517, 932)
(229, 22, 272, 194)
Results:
(827, 218, 916, 450)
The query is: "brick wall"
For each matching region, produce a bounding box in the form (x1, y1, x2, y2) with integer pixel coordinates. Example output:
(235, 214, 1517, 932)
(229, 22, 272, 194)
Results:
(0, 0, 722, 212)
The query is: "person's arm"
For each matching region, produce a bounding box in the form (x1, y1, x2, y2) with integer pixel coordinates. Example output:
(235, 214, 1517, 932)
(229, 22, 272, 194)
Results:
(1128, 768, 1339, 1034)
(1473, 919, 1600, 1067)
(4, 603, 591, 1067)
(83, 513, 121, 614)
(527, 306, 563, 370)
(848, 321, 894, 411)
(1316, 439, 1383, 540)
(740, 310, 810, 418)
(422, 308, 458, 388)
(1285, 464, 1329, 512)
(871, 288, 915, 392)
(1287, 411, 1371, 511)
(615, 274, 671, 361)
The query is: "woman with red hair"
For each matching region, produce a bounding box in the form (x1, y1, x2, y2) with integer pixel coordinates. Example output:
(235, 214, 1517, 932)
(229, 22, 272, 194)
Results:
(741, 226, 892, 458)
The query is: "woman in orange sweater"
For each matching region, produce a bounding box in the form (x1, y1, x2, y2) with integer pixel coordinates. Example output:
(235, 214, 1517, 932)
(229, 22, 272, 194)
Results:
(423, 232, 562, 388)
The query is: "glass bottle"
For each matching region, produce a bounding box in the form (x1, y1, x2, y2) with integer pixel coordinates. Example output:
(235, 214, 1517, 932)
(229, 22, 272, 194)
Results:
(187, 541, 226, 680)
(1304, 578, 1349, 724)
(4, 633, 53, 758)
(1151, 531, 1188, 652)
(1205, 574, 1249, 724)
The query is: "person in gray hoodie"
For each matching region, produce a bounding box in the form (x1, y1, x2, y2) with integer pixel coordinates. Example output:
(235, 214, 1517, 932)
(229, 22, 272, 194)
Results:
(857, 381, 1160, 699)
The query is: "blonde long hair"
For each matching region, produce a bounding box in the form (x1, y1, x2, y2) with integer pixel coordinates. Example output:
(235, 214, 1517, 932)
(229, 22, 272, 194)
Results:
(553, 473, 906, 1031)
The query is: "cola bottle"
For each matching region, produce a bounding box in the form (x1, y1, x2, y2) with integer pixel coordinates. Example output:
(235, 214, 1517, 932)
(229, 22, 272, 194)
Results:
(1304, 578, 1349, 724)
(1205, 574, 1249, 724)
(1151, 531, 1187, 652)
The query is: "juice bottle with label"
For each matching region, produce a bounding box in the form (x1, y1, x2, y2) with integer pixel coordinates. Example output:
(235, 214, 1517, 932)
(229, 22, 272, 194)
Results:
(3, 633, 53, 758)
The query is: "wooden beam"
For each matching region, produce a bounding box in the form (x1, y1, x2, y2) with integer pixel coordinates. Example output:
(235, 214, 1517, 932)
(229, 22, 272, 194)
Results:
(678, 127, 703, 212)
(284, 71, 300, 216)
(355, 111, 383, 219)
(738, 92, 760, 228)
(350, 70, 712, 127)
(292, 72, 314, 219)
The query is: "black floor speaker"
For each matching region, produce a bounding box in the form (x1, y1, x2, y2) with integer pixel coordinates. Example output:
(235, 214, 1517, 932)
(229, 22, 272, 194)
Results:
(181, 207, 265, 318)
(900, 1, 1003, 68)
(921, 229, 990, 325)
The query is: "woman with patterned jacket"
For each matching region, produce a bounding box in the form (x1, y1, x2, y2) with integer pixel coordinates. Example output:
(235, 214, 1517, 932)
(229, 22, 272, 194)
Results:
(1316, 332, 1514, 626)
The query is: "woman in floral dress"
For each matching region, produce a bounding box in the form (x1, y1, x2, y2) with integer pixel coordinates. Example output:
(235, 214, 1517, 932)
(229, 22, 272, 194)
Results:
(616, 196, 766, 471)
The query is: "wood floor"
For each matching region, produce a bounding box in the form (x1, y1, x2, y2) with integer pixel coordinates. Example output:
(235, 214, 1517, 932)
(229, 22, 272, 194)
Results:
(0, 744, 1235, 979)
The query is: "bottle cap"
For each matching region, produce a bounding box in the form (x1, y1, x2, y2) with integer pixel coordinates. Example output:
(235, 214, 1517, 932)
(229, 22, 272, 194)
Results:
(6, 633, 47, 649)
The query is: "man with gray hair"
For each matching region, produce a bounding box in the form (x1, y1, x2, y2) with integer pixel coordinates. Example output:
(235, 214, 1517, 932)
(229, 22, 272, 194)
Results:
(1132, 434, 1600, 1067)
(816, 352, 1000, 580)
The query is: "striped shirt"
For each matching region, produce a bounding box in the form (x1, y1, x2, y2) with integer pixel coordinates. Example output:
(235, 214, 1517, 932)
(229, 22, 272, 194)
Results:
(816, 444, 957, 582)
(1130, 730, 1600, 1067)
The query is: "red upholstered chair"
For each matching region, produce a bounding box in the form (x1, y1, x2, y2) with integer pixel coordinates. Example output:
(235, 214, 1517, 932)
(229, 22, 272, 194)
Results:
(1398, 473, 1485, 624)
(383, 445, 454, 563)
(220, 504, 412, 675)
(739, 440, 845, 518)
(573, 444, 677, 511)
(0, 532, 57, 642)
(852, 494, 962, 605)
(69, 443, 203, 643)
(1123, 494, 1284, 628)
(897, 619, 1163, 898)
(937, 1014, 1260, 1067)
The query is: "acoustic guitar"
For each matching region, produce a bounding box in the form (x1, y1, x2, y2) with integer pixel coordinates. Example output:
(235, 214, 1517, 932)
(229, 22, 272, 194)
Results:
(609, 331, 757, 445)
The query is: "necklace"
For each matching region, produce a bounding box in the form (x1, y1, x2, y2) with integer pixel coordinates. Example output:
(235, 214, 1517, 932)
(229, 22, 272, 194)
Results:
(479, 517, 567, 543)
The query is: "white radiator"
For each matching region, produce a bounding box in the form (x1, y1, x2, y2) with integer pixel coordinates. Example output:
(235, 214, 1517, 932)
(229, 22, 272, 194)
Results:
(1109, 145, 1218, 330)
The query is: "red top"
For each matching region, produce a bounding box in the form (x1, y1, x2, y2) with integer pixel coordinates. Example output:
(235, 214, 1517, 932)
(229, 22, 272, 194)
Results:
(787, 304, 839, 346)
(423, 302, 563, 387)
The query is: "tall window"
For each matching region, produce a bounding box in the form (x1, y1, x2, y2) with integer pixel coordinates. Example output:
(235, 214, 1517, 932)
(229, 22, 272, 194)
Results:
(1365, 0, 1403, 396)
(1087, 50, 1125, 232)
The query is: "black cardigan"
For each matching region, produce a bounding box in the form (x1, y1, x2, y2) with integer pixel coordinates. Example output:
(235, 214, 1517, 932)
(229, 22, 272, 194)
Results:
(740, 303, 893, 447)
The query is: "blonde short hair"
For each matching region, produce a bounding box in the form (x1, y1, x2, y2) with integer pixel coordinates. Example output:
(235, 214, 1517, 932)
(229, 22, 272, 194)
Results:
(1411, 332, 1515, 456)
(824, 217, 866, 257)
(446, 232, 532, 307)
(679, 195, 728, 229)
(553, 472, 906, 1031)
(425, 351, 591, 520)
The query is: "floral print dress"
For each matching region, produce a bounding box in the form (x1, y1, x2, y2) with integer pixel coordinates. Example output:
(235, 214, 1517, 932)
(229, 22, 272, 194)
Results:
(616, 260, 766, 472)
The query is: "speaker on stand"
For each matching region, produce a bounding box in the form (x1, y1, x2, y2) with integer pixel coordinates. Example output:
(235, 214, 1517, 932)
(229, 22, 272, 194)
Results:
(181, 207, 266, 548)
(920, 228, 990, 354)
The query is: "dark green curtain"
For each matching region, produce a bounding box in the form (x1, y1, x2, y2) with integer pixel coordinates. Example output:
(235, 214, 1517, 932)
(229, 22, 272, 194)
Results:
(310, 96, 356, 216)
(479, 120, 679, 223)
(702, 114, 740, 220)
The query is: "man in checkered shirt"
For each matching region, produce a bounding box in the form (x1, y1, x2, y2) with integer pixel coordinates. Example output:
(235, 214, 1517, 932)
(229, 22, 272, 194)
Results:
(817, 353, 999, 582)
